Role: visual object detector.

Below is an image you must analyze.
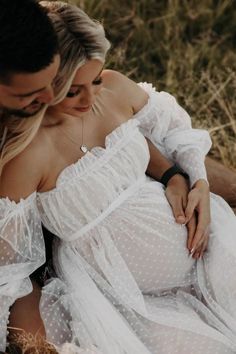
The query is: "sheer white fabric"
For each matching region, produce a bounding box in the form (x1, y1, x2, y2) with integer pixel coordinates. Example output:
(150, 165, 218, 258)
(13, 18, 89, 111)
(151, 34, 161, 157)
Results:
(58, 342, 103, 354)
(36, 85, 236, 353)
(2, 84, 236, 353)
(0, 193, 45, 351)
(136, 82, 212, 186)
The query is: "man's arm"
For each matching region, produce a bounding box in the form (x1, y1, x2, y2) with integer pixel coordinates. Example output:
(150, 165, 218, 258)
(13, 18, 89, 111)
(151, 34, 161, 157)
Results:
(206, 156, 236, 210)
(146, 139, 191, 223)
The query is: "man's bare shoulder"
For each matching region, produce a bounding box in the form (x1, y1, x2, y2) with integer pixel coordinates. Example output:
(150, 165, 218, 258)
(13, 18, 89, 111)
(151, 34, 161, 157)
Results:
(0, 129, 50, 202)
(102, 69, 148, 113)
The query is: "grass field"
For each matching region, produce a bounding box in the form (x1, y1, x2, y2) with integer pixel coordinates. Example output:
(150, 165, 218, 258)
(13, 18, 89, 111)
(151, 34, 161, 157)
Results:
(70, 0, 236, 169)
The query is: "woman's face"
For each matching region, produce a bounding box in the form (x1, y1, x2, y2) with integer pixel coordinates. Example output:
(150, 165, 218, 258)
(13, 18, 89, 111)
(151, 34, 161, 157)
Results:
(55, 59, 104, 116)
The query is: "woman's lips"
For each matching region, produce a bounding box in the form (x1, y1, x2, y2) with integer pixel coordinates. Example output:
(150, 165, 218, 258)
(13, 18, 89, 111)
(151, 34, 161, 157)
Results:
(75, 106, 91, 112)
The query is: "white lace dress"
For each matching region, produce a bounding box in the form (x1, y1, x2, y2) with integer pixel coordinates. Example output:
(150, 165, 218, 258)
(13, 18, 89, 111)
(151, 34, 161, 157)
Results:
(1, 83, 236, 354)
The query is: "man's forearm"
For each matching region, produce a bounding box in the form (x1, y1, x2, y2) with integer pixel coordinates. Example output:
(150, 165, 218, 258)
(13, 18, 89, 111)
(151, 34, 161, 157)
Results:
(146, 139, 172, 180)
(205, 156, 236, 208)
(146, 139, 236, 210)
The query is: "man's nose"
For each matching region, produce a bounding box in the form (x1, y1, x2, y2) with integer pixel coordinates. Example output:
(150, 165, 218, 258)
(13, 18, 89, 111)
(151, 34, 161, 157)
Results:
(37, 86, 54, 104)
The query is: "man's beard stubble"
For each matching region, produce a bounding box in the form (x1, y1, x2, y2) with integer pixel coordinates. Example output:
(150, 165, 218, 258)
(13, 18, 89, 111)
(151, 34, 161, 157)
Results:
(1, 102, 45, 118)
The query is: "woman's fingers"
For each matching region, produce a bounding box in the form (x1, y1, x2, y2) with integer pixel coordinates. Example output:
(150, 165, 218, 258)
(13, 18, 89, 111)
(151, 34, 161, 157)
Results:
(184, 184, 210, 257)
(186, 213, 197, 252)
(185, 192, 198, 223)
(190, 228, 210, 259)
(200, 235, 209, 257)
(191, 233, 209, 259)
(185, 188, 202, 222)
(190, 211, 210, 252)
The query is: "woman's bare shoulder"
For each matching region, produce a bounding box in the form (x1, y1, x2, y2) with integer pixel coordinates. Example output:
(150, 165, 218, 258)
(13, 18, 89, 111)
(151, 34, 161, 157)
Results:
(0, 130, 50, 202)
(102, 69, 149, 113)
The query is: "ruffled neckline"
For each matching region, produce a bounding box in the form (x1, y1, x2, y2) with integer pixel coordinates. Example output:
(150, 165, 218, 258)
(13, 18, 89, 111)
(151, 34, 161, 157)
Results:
(0, 82, 159, 204)
(52, 83, 159, 189)
(39, 118, 141, 197)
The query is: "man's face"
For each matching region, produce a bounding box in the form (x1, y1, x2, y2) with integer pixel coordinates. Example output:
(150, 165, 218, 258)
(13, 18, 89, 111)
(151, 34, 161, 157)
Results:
(0, 54, 60, 118)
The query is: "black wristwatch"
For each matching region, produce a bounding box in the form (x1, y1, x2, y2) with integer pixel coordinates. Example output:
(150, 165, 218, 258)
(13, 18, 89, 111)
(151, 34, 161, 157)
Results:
(160, 164, 189, 187)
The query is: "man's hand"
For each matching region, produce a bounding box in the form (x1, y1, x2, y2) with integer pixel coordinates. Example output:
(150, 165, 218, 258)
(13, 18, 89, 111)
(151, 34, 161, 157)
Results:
(165, 174, 189, 224)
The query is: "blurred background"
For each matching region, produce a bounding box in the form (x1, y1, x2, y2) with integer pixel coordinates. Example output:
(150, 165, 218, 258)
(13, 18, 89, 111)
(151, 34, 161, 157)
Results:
(69, 0, 235, 169)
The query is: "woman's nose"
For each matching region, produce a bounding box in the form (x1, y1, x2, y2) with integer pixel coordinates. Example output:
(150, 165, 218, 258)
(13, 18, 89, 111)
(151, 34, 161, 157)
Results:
(80, 88, 95, 106)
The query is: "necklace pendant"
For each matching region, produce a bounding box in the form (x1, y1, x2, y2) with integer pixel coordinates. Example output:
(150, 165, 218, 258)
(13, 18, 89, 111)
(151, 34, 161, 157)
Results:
(80, 144, 88, 153)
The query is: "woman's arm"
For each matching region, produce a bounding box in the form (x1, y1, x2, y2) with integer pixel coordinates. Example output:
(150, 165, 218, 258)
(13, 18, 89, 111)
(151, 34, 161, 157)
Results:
(0, 146, 45, 351)
(106, 72, 233, 256)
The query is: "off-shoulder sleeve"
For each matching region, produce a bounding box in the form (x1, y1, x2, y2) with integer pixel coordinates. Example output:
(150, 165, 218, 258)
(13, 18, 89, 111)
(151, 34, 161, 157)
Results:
(135, 82, 212, 186)
(0, 192, 45, 351)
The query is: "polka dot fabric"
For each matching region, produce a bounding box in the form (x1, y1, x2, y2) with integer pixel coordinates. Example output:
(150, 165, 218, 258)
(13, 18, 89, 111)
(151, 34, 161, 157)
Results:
(37, 86, 236, 353)
(136, 83, 211, 187)
(0, 193, 45, 351)
(2, 84, 236, 353)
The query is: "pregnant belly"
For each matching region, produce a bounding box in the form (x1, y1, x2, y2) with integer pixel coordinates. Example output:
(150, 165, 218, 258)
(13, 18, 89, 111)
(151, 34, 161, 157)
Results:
(107, 181, 196, 293)
(76, 180, 196, 295)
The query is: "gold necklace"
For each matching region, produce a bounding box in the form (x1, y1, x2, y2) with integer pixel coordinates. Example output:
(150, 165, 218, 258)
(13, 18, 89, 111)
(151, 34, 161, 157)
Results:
(57, 117, 89, 154)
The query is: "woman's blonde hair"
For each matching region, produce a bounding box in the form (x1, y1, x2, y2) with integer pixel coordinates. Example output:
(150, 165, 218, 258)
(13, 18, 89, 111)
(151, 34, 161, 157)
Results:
(0, 108, 47, 176)
(41, 1, 110, 103)
(0, 1, 110, 176)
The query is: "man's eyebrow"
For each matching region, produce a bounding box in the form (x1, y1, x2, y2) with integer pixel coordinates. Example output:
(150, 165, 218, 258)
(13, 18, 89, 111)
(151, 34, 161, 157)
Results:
(12, 87, 46, 98)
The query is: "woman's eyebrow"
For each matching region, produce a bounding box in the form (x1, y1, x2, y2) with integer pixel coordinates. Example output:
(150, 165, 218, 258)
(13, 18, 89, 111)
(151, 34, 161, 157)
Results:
(71, 68, 103, 87)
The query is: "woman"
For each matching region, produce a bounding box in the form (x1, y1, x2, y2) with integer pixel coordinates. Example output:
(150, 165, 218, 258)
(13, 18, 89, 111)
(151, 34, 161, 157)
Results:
(1, 1, 236, 353)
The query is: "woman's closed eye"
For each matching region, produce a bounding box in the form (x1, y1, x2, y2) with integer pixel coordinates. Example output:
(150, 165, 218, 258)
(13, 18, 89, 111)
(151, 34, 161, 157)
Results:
(66, 87, 81, 98)
(93, 77, 103, 86)
(66, 77, 103, 98)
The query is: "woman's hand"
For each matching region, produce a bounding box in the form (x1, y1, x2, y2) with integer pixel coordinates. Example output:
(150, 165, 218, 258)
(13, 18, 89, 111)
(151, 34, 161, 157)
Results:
(165, 176, 210, 259)
(185, 179, 211, 258)
(165, 174, 199, 257)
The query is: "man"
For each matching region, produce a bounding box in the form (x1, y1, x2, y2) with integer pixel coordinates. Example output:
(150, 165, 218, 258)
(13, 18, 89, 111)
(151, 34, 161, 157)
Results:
(0, 0, 235, 352)
(0, 0, 60, 352)
(0, 0, 60, 119)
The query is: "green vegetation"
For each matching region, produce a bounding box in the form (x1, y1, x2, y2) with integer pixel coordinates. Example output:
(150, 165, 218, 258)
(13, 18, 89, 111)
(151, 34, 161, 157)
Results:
(71, 0, 236, 168)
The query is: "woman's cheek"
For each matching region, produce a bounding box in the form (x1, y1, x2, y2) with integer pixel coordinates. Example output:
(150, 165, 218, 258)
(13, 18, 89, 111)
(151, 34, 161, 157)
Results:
(57, 99, 75, 111)
(95, 85, 102, 95)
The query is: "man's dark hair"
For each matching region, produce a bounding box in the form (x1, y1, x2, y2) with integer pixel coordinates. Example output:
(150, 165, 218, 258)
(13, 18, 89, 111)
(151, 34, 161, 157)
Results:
(0, 0, 59, 84)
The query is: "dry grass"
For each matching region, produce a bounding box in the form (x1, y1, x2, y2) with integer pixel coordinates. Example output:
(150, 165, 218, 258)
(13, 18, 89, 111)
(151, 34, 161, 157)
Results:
(7, 328, 57, 354)
(68, 0, 236, 169)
